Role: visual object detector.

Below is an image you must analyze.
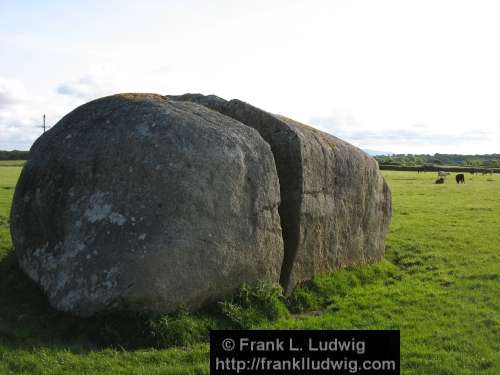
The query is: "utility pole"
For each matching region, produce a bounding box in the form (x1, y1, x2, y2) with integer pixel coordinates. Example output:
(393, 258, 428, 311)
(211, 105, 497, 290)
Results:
(39, 114, 50, 133)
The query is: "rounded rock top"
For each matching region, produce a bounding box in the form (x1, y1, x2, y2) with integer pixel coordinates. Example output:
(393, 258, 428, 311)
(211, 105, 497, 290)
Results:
(11, 93, 284, 316)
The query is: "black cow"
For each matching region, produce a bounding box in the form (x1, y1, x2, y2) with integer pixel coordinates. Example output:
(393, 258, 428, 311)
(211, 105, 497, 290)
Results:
(456, 174, 465, 184)
(435, 177, 445, 184)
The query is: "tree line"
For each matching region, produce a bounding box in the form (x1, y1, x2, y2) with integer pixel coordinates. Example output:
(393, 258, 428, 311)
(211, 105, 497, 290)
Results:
(375, 153, 500, 168)
(2, 150, 500, 167)
(0, 150, 30, 160)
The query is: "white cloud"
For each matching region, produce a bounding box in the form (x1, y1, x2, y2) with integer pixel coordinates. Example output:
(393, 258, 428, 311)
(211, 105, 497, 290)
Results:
(0, 78, 27, 109)
(0, 78, 40, 149)
(0, 77, 77, 150)
(56, 76, 103, 100)
(2, 1, 500, 153)
(310, 112, 500, 154)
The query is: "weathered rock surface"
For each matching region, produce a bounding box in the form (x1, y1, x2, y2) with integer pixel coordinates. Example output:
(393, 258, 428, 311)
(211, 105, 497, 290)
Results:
(168, 94, 392, 292)
(11, 94, 284, 316)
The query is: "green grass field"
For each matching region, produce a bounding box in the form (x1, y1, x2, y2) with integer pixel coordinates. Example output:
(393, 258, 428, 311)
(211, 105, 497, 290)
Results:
(0, 168, 498, 374)
(0, 161, 26, 168)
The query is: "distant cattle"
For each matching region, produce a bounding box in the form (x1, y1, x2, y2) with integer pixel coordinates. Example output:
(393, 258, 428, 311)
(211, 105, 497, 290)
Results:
(435, 177, 445, 184)
(456, 174, 465, 184)
(438, 171, 450, 179)
(482, 169, 494, 175)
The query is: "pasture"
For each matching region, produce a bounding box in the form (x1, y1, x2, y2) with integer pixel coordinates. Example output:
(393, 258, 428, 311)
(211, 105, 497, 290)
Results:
(0, 168, 498, 374)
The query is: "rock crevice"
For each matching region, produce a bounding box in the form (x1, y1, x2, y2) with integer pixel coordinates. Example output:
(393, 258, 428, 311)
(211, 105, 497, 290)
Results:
(167, 94, 392, 293)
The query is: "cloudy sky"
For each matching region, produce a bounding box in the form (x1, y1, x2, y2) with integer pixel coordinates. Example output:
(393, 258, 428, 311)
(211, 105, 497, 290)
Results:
(1, 0, 500, 154)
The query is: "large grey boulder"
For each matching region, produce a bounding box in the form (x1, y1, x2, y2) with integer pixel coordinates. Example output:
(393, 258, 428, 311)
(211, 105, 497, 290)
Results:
(11, 92, 392, 317)
(168, 94, 392, 292)
(11, 93, 284, 316)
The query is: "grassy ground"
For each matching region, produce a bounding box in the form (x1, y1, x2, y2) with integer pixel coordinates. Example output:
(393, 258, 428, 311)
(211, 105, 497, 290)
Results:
(0, 168, 498, 374)
(0, 161, 25, 167)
